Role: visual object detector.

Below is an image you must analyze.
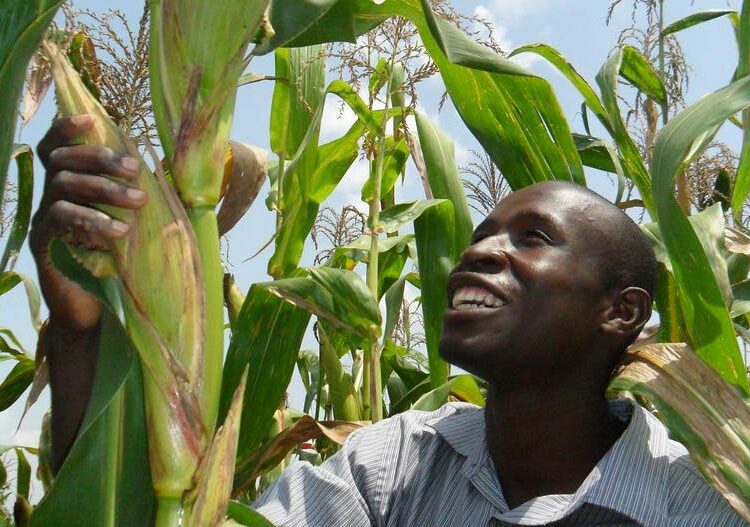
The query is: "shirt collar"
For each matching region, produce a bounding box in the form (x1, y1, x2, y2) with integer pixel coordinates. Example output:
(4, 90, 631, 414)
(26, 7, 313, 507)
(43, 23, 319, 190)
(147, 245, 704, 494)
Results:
(426, 399, 670, 526)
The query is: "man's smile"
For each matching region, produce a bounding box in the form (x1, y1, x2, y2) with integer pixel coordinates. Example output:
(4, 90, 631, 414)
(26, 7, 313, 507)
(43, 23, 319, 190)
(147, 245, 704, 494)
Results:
(451, 286, 505, 310)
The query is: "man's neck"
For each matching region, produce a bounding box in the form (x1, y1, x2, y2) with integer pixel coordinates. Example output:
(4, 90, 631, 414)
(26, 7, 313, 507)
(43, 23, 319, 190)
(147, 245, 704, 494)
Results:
(484, 380, 626, 509)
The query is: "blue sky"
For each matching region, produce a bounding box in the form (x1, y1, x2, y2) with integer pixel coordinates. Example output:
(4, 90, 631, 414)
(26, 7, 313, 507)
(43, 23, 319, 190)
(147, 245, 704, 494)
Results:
(0, 0, 742, 500)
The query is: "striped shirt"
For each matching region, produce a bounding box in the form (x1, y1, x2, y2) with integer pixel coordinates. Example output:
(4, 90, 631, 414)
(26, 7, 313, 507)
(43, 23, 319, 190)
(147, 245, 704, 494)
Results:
(254, 399, 747, 526)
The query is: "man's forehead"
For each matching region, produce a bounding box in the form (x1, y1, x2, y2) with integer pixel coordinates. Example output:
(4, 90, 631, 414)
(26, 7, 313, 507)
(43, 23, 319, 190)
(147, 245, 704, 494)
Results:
(488, 182, 600, 220)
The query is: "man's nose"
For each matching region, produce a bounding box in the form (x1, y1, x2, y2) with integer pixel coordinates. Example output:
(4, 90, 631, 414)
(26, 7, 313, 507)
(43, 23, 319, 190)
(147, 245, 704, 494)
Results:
(457, 236, 509, 274)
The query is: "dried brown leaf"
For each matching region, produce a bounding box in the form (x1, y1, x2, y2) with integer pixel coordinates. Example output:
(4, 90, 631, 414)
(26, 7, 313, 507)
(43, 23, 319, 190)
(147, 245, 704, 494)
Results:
(726, 227, 750, 256)
(190, 371, 248, 527)
(217, 142, 268, 236)
(244, 416, 366, 485)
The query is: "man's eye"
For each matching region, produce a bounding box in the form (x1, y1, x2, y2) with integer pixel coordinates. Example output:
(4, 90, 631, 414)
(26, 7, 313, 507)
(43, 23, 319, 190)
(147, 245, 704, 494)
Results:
(521, 229, 553, 243)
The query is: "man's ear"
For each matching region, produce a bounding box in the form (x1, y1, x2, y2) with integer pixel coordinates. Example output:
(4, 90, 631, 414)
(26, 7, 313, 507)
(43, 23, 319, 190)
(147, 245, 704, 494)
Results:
(600, 287, 652, 341)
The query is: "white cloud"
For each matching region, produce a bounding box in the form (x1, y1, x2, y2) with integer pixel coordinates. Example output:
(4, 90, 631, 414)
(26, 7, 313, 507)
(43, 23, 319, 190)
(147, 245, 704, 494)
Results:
(474, 5, 541, 69)
(320, 95, 357, 142)
(487, 0, 551, 22)
(337, 158, 370, 206)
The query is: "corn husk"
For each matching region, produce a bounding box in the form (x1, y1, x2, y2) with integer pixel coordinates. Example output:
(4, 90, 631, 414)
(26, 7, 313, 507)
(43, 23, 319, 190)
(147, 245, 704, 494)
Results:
(148, 0, 270, 207)
(43, 40, 206, 498)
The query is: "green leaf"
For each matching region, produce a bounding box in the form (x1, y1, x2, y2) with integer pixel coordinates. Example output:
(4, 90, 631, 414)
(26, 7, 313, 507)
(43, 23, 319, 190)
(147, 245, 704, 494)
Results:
(269, 0, 587, 192)
(383, 276, 407, 342)
(510, 42, 652, 208)
(410, 0, 585, 190)
(384, 343, 429, 391)
(596, 47, 655, 212)
(262, 268, 381, 342)
(415, 112, 473, 256)
(31, 313, 154, 526)
(731, 279, 750, 318)
(308, 121, 367, 203)
(414, 200, 454, 389)
(0, 0, 64, 215)
(509, 44, 609, 130)
(662, 9, 737, 37)
(411, 375, 485, 411)
(379, 199, 447, 234)
(642, 204, 732, 306)
(650, 75, 750, 395)
(15, 449, 30, 499)
(269, 79, 371, 278)
(733, 6, 750, 218)
(219, 284, 311, 462)
(269, 47, 325, 160)
(1, 145, 34, 273)
(317, 324, 361, 421)
(226, 501, 276, 527)
(361, 137, 409, 202)
(573, 134, 626, 202)
(0, 272, 41, 333)
(377, 237, 411, 300)
(618, 45, 667, 104)
(253, 0, 383, 55)
(0, 359, 34, 412)
(368, 57, 390, 98)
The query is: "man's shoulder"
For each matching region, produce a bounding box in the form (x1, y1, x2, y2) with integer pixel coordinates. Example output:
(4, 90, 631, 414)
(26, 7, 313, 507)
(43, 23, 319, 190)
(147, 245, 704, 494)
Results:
(346, 402, 482, 449)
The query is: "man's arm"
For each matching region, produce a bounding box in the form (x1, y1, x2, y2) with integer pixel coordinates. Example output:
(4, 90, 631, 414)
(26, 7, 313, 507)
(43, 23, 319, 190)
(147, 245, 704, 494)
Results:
(31, 114, 147, 470)
(254, 428, 378, 527)
(44, 322, 99, 471)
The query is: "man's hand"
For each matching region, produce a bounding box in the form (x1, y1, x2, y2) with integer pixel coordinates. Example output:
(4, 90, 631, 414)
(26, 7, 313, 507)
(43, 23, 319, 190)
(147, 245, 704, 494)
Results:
(30, 114, 148, 471)
(30, 114, 148, 331)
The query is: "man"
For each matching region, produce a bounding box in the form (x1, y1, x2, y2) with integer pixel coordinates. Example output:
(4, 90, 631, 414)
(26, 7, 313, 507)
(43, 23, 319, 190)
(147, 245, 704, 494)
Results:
(34, 116, 746, 526)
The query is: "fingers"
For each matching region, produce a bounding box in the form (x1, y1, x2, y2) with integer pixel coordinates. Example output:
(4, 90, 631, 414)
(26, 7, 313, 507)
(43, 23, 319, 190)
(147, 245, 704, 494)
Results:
(31, 201, 130, 255)
(37, 115, 93, 166)
(48, 171, 148, 210)
(46, 145, 140, 182)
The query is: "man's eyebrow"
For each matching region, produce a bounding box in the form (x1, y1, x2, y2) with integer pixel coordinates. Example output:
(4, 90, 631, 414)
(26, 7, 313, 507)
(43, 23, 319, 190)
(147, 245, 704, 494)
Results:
(513, 209, 559, 227)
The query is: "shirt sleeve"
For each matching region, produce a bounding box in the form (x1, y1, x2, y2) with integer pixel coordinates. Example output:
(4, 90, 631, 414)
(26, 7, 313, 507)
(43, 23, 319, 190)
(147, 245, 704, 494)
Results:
(252, 426, 385, 527)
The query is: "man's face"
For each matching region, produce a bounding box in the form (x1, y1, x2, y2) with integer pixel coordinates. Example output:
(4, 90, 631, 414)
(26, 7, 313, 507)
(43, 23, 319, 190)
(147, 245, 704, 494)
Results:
(439, 183, 615, 386)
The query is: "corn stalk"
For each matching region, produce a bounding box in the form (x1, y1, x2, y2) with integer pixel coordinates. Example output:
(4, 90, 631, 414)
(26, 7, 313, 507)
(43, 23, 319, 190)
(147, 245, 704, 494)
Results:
(147, 0, 271, 437)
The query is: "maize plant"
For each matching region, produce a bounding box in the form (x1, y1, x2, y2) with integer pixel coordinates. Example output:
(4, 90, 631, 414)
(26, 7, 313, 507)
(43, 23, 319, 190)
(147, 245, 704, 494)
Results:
(4, 0, 750, 525)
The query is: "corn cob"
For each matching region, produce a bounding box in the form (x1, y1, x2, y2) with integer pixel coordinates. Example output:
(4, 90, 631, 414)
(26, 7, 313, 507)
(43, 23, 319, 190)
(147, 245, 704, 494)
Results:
(43, 40, 206, 512)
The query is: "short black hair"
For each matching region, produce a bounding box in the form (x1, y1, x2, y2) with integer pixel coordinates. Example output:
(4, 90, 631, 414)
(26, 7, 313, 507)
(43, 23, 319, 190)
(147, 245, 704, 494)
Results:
(583, 188, 657, 299)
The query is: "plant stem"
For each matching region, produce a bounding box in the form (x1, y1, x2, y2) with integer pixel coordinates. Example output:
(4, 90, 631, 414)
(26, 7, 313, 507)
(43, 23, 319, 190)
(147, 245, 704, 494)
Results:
(365, 69, 395, 424)
(276, 156, 286, 230)
(188, 206, 224, 433)
(154, 497, 183, 527)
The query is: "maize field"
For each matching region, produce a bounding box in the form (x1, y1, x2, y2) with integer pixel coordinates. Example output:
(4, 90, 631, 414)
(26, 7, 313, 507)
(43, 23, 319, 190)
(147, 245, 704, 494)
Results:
(1, 0, 750, 525)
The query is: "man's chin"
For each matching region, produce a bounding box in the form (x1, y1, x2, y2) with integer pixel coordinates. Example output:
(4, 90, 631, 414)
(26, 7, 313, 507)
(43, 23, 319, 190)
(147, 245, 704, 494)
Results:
(438, 338, 494, 381)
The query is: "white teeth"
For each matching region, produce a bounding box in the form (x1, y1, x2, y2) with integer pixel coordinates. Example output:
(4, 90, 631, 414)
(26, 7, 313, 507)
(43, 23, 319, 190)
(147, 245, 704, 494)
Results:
(451, 286, 504, 310)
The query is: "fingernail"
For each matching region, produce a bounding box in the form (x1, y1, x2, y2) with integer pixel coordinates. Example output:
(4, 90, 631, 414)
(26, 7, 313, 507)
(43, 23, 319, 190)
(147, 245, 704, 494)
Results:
(121, 157, 140, 172)
(126, 188, 147, 202)
(110, 221, 129, 237)
(71, 114, 92, 127)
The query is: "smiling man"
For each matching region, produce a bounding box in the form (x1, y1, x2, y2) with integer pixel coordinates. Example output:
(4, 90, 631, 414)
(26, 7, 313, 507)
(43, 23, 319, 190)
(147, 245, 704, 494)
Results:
(252, 182, 746, 526)
(33, 117, 746, 526)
